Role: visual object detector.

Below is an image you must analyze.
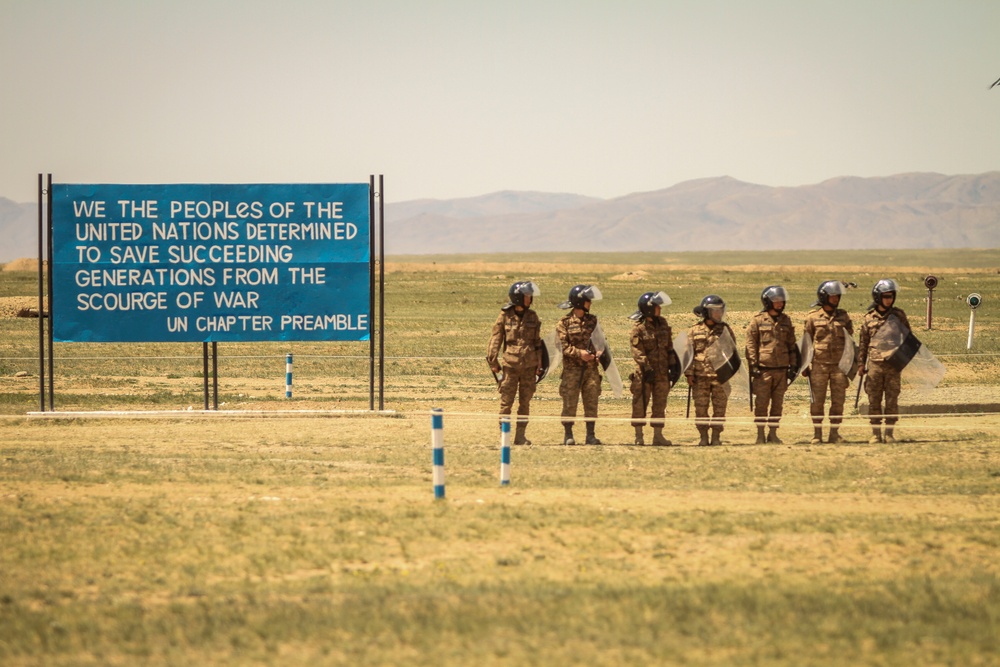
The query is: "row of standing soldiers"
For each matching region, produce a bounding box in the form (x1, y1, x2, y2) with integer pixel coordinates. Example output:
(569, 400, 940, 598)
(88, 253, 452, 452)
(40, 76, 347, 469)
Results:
(487, 279, 909, 446)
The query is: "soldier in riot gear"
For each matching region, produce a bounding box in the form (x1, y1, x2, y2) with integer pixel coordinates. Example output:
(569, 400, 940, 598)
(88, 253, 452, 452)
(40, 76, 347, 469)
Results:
(802, 280, 855, 444)
(686, 295, 739, 446)
(629, 291, 679, 446)
(858, 279, 910, 444)
(486, 281, 543, 445)
(556, 285, 604, 445)
(745, 286, 799, 444)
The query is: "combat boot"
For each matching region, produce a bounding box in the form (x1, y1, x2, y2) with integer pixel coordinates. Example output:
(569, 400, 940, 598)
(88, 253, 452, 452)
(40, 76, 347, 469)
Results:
(810, 427, 823, 444)
(869, 427, 882, 444)
(827, 428, 841, 444)
(697, 426, 710, 446)
(883, 427, 896, 444)
(514, 423, 531, 446)
(585, 422, 602, 445)
(710, 427, 723, 446)
(563, 424, 576, 446)
(651, 427, 672, 447)
(633, 425, 645, 446)
(766, 427, 782, 444)
(755, 426, 766, 444)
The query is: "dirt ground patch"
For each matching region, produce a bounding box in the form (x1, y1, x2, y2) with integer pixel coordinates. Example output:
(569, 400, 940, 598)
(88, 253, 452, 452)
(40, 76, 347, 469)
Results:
(1, 257, 44, 272)
(0, 296, 46, 318)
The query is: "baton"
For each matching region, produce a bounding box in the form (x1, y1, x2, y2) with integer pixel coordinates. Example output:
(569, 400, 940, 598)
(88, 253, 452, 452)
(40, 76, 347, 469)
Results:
(748, 373, 754, 412)
(490, 369, 502, 386)
(854, 371, 864, 410)
(686, 383, 692, 419)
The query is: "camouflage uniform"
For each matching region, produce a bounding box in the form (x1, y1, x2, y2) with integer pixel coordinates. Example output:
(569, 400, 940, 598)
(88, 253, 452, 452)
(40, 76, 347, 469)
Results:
(557, 311, 602, 429)
(803, 306, 854, 439)
(486, 308, 542, 432)
(629, 315, 676, 431)
(686, 320, 736, 443)
(745, 311, 798, 438)
(858, 306, 910, 434)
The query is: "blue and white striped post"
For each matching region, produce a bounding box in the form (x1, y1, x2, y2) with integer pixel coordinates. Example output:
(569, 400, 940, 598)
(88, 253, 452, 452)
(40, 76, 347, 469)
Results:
(500, 417, 511, 486)
(431, 408, 445, 499)
(285, 353, 293, 398)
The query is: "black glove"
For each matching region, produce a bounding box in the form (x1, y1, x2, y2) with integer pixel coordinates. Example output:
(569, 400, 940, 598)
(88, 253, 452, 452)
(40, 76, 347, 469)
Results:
(801, 367, 811, 378)
(786, 366, 798, 382)
(642, 369, 656, 384)
(750, 366, 762, 379)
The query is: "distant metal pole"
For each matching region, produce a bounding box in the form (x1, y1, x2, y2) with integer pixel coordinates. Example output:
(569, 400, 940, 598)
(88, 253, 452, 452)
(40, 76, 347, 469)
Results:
(202, 342, 209, 410)
(926, 288, 933, 330)
(378, 174, 385, 411)
(967, 310, 976, 350)
(368, 175, 375, 411)
(924, 276, 937, 330)
(285, 353, 293, 398)
(211, 341, 218, 410)
(37, 174, 45, 412)
(46, 174, 54, 410)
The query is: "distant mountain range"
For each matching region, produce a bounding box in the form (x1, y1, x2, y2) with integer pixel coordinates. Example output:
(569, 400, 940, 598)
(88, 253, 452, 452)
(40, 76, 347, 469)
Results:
(384, 172, 1000, 254)
(2, 173, 997, 263)
(0, 197, 41, 264)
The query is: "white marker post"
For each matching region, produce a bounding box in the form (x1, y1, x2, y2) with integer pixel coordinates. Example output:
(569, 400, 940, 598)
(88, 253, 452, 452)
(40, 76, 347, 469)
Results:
(967, 293, 982, 350)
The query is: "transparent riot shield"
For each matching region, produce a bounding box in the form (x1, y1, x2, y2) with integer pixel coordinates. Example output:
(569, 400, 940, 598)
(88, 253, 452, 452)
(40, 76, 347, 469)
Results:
(673, 331, 693, 384)
(591, 322, 623, 398)
(543, 329, 562, 381)
(871, 315, 908, 363)
(796, 333, 814, 383)
(903, 344, 946, 390)
(838, 334, 859, 381)
(705, 327, 742, 385)
(708, 327, 749, 404)
(537, 336, 552, 381)
(872, 314, 944, 389)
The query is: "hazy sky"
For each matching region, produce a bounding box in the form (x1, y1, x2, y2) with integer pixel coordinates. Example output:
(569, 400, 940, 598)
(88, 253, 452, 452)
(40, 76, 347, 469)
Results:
(2, 0, 998, 204)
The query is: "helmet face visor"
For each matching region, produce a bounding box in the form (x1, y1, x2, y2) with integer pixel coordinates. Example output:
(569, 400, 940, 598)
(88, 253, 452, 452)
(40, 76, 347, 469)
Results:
(706, 305, 726, 322)
(649, 291, 671, 307)
(820, 281, 844, 296)
(763, 286, 788, 303)
(582, 286, 602, 302)
(875, 279, 899, 295)
(515, 281, 541, 298)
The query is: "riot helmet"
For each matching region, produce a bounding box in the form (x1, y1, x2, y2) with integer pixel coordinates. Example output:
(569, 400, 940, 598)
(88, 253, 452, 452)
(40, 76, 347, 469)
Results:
(630, 291, 672, 321)
(506, 281, 540, 309)
(694, 294, 726, 322)
(760, 285, 788, 313)
(558, 284, 602, 310)
(872, 279, 898, 310)
(817, 280, 844, 308)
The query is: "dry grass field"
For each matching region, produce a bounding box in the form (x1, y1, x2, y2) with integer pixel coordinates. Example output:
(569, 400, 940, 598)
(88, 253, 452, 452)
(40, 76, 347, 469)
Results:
(1, 250, 999, 665)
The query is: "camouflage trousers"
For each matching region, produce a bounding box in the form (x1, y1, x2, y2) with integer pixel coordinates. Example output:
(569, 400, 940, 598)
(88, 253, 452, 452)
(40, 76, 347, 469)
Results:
(865, 363, 901, 426)
(630, 373, 671, 427)
(809, 363, 850, 426)
(692, 376, 729, 430)
(498, 363, 536, 424)
(560, 363, 602, 426)
(753, 369, 788, 427)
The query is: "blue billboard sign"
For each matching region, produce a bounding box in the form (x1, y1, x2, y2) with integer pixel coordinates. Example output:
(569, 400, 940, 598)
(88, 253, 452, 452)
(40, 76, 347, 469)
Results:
(51, 183, 371, 342)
